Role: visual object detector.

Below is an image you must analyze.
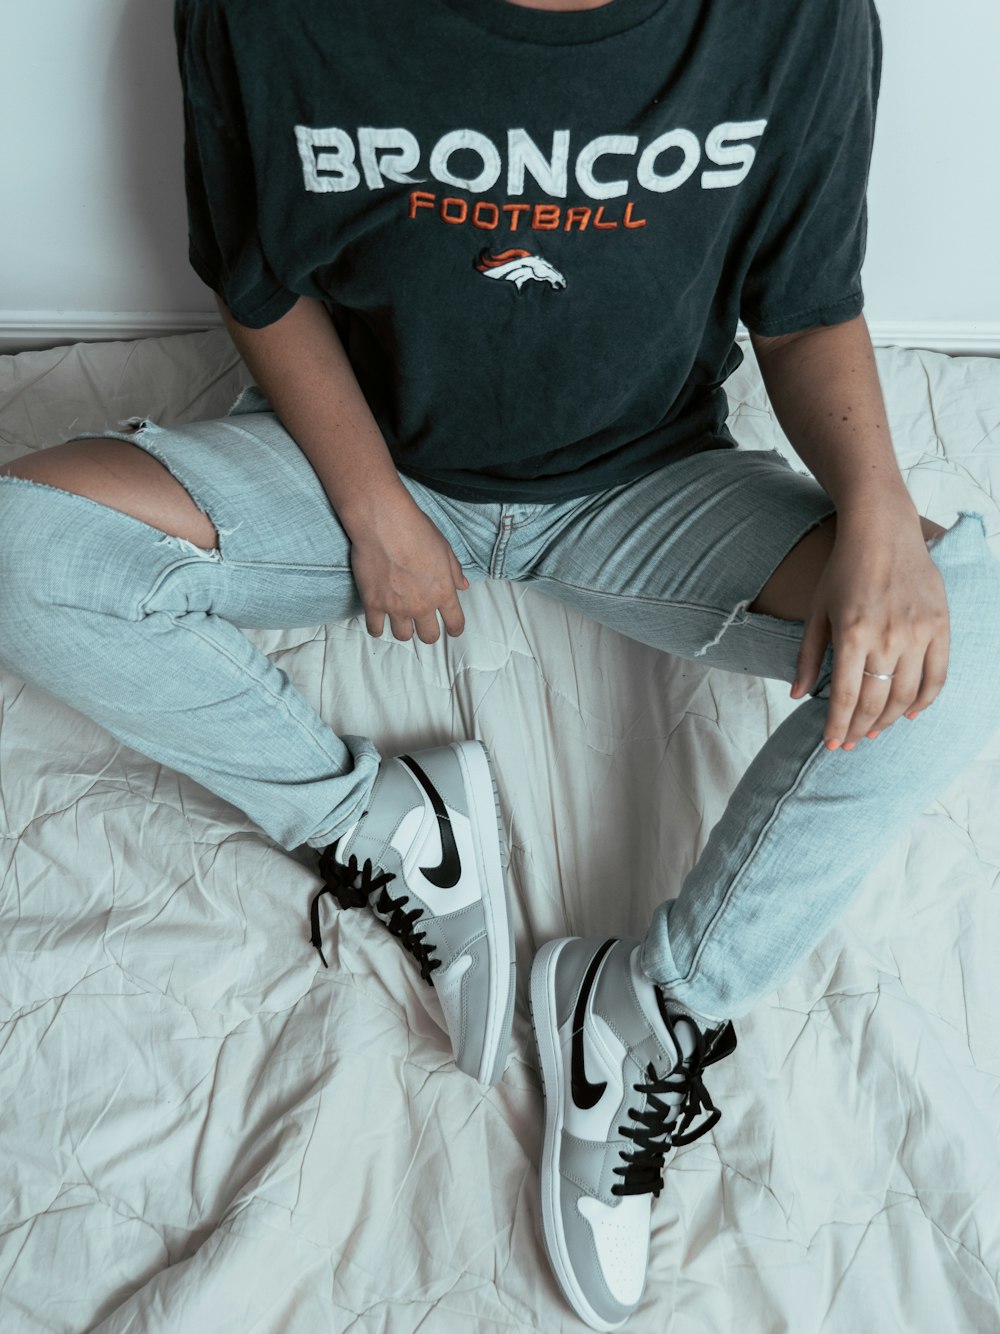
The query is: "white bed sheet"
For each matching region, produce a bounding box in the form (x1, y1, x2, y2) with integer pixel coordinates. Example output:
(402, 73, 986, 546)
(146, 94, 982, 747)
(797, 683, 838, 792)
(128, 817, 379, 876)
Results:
(1, 330, 999, 1333)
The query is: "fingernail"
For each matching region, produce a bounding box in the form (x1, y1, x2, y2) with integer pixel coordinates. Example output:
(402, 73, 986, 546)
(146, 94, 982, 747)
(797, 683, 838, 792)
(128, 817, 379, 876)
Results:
(826, 739, 841, 750)
(843, 741, 856, 751)
(906, 711, 918, 720)
(866, 730, 880, 740)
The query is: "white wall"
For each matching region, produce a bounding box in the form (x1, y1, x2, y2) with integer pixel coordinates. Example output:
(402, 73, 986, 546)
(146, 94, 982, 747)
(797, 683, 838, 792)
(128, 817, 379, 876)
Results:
(0, 0, 196, 347)
(865, 0, 1000, 347)
(1, 0, 998, 354)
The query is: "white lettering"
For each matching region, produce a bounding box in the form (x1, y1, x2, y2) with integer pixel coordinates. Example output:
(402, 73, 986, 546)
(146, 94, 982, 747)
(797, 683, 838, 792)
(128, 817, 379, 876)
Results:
(294, 120, 770, 197)
(701, 119, 767, 189)
(575, 134, 639, 200)
(358, 127, 423, 189)
(507, 129, 570, 197)
(295, 125, 360, 193)
(429, 129, 502, 193)
(636, 129, 700, 193)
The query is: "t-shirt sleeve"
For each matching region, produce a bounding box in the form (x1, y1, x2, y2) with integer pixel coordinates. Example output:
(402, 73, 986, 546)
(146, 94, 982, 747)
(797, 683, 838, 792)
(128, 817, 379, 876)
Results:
(738, 0, 883, 338)
(173, 0, 299, 328)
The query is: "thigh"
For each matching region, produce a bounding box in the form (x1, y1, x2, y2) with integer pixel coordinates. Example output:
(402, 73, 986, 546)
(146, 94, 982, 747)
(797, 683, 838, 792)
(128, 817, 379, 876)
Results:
(59, 397, 485, 629)
(520, 446, 838, 685)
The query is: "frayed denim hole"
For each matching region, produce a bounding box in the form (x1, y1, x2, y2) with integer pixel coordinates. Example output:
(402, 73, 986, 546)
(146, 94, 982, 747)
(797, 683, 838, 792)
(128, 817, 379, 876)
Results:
(153, 533, 223, 562)
(117, 421, 238, 557)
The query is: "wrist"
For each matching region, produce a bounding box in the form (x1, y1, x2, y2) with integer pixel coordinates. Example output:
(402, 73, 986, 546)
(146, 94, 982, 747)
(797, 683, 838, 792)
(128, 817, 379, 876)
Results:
(833, 483, 917, 529)
(337, 476, 417, 542)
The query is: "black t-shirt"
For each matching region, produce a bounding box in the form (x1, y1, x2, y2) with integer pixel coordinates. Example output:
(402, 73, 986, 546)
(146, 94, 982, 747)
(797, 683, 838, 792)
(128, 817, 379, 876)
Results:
(174, 0, 882, 501)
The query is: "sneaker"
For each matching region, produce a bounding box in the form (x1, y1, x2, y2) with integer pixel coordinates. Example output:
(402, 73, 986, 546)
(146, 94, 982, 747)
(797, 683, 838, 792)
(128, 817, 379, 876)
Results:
(529, 936, 737, 1330)
(308, 739, 516, 1085)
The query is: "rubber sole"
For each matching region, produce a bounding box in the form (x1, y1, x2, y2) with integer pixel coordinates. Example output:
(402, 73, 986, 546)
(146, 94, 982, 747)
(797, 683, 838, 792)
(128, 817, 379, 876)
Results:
(529, 938, 626, 1333)
(455, 739, 516, 1086)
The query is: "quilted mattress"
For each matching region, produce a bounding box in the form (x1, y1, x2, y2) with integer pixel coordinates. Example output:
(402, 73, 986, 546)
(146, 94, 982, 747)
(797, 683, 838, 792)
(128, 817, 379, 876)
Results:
(1, 329, 999, 1333)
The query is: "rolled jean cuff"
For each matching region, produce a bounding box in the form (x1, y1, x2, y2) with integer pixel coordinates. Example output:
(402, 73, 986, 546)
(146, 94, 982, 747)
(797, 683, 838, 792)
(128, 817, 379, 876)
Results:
(638, 938, 732, 1026)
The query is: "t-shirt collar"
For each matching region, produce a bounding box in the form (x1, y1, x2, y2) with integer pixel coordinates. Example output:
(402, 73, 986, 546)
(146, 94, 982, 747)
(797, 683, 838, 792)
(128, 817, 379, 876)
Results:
(437, 0, 672, 45)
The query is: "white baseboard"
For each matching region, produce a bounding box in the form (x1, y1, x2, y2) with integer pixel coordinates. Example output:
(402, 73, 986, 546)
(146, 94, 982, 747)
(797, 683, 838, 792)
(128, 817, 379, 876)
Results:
(1, 310, 999, 358)
(863, 321, 1000, 357)
(0, 311, 221, 355)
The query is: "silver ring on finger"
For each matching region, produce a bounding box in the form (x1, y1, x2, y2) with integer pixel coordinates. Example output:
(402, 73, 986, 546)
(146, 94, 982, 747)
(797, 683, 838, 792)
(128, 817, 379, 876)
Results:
(862, 668, 895, 680)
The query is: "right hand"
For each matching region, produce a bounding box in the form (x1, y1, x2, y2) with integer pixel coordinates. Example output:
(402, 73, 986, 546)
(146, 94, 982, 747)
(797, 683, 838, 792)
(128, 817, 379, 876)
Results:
(348, 493, 469, 643)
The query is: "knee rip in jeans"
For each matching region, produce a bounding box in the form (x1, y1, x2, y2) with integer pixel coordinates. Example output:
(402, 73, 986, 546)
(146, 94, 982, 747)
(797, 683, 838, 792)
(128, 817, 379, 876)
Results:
(1, 420, 232, 561)
(121, 415, 242, 553)
(693, 510, 995, 698)
(690, 494, 832, 662)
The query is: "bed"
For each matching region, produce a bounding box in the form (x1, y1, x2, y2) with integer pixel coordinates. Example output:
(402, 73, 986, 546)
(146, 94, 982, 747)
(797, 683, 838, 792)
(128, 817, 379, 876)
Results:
(1, 328, 999, 1333)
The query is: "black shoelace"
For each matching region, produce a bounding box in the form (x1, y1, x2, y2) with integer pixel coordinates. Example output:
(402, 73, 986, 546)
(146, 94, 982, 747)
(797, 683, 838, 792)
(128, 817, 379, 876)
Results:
(309, 840, 441, 984)
(611, 1018, 736, 1198)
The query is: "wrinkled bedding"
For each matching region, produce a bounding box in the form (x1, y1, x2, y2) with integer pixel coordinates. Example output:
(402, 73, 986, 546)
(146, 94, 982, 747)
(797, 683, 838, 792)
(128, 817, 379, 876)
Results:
(1, 329, 999, 1333)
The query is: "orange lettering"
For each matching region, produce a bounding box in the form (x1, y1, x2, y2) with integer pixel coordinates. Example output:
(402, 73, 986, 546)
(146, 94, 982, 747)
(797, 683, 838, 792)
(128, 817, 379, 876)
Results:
(441, 196, 469, 224)
(472, 200, 500, 230)
(408, 190, 437, 218)
(502, 203, 532, 231)
(623, 201, 647, 229)
(532, 204, 561, 230)
(405, 193, 648, 236)
(563, 206, 591, 232)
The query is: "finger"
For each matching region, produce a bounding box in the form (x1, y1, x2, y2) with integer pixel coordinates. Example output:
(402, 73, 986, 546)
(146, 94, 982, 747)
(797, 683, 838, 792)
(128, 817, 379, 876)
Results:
(824, 636, 870, 746)
(792, 613, 829, 699)
(450, 550, 470, 590)
(865, 653, 925, 735)
(843, 669, 896, 746)
(365, 608, 386, 638)
(440, 593, 466, 638)
(907, 631, 950, 717)
(388, 613, 414, 642)
(413, 611, 442, 645)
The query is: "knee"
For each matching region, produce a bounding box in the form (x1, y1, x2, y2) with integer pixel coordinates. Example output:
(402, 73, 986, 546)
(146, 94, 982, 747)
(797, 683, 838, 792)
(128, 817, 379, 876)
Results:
(935, 512, 1000, 617)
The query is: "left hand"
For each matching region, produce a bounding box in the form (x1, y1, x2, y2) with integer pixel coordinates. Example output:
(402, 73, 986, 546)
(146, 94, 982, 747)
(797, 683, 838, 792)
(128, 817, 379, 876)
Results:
(791, 512, 950, 750)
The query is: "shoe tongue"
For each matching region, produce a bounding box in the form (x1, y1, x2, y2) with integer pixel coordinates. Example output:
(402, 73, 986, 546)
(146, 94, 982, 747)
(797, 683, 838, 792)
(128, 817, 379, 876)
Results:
(658, 1007, 701, 1064)
(626, 946, 712, 1071)
(626, 947, 689, 1064)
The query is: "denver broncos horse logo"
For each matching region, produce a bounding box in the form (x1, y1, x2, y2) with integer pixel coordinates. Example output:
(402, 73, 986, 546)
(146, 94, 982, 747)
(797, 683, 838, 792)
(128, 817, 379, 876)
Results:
(474, 247, 567, 291)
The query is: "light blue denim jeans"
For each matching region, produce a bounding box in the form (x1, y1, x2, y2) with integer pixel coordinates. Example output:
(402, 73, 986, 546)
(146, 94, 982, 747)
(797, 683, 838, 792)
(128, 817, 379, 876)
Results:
(2, 384, 999, 1022)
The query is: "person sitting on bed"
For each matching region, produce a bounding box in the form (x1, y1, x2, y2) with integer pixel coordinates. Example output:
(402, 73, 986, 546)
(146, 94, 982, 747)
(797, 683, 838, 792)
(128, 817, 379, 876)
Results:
(4, 0, 1000, 1328)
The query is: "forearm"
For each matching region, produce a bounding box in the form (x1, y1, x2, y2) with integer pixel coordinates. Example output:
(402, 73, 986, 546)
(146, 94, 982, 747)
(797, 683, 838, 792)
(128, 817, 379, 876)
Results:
(751, 314, 919, 529)
(215, 293, 410, 538)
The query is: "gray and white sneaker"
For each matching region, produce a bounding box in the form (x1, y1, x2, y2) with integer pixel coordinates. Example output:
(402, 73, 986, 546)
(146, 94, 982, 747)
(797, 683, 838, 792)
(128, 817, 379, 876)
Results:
(309, 739, 515, 1085)
(529, 936, 737, 1330)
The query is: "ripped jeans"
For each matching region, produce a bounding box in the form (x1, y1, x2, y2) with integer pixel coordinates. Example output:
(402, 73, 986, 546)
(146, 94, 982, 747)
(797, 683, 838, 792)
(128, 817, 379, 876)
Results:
(2, 384, 999, 1020)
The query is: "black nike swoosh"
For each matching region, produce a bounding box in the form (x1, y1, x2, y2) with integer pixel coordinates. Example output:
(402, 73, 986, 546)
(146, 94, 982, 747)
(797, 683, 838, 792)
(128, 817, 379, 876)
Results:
(570, 938, 618, 1111)
(398, 754, 461, 889)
